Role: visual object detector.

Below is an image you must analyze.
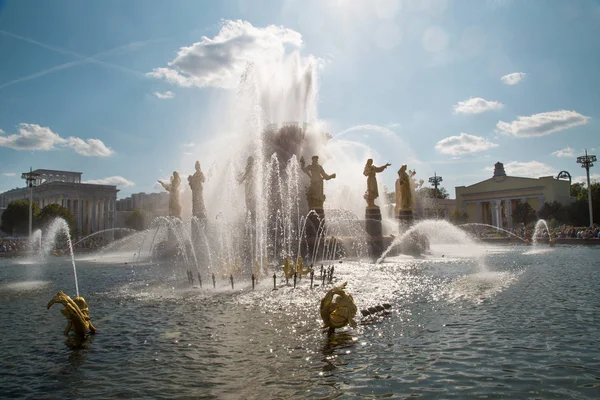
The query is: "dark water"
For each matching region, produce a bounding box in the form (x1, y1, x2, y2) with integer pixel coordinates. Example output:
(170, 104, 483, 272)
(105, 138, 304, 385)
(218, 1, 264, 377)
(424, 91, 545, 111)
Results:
(0, 245, 599, 399)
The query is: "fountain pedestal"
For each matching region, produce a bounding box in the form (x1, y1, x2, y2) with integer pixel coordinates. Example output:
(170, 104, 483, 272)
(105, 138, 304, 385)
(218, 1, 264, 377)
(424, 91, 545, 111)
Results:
(306, 208, 325, 238)
(365, 207, 383, 257)
(396, 209, 413, 228)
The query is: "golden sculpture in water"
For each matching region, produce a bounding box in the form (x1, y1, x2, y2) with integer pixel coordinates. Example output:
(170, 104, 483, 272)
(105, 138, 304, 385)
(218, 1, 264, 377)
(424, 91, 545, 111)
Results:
(47, 290, 97, 336)
(300, 156, 336, 210)
(188, 161, 207, 220)
(284, 257, 295, 280)
(363, 159, 391, 209)
(296, 256, 312, 276)
(320, 282, 357, 334)
(158, 171, 182, 218)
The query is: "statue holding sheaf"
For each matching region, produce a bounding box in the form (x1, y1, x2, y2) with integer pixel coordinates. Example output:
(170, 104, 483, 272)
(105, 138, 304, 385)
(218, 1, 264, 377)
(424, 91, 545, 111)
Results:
(363, 158, 391, 209)
(395, 165, 415, 215)
(188, 161, 207, 220)
(300, 155, 336, 210)
(158, 171, 182, 218)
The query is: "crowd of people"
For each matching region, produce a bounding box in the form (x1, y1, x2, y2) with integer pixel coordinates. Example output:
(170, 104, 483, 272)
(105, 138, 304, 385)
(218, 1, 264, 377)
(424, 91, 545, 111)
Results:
(555, 226, 600, 239)
(520, 225, 600, 240)
(0, 239, 26, 253)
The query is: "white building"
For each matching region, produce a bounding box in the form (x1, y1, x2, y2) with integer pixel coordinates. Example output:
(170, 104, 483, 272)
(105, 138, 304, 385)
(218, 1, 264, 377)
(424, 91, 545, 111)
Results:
(0, 169, 118, 237)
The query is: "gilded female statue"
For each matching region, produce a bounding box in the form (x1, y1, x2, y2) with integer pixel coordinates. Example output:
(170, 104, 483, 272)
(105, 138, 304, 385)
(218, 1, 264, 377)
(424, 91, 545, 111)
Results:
(363, 159, 391, 208)
(158, 171, 182, 218)
(188, 161, 206, 219)
(300, 155, 336, 210)
(395, 165, 412, 214)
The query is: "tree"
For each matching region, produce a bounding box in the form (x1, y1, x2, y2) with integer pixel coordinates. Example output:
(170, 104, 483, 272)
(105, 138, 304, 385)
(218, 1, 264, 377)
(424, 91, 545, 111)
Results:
(37, 204, 75, 231)
(568, 182, 599, 225)
(0, 200, 40, 235)
(570, 182, 586, 199)
(537, 201, 568, 223)
(450, 209, 468, 224)
(416, 186, 449, 199)
(512, 201, 537, 227)
(125, 209, 147, 231)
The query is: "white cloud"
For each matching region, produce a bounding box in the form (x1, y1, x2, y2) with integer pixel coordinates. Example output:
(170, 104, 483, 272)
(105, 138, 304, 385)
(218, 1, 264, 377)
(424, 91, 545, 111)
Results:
(147, 20, 304, 89)
(0, 123, 66, 150)
(64, 137, 113, 157)
(501, 72, 526, 85)
(552, 146, 575, 158)
(0, 123, 113, 156)
(2, 172, 16, 177)
(183, 142, 195, 148)
(83, 176, 135, 187)
(435, 133, 499, 155)
(386, 122, 401, 129)
(497, 110, 590, 137)
(154, 90, 175, 99)
(485, 161, 555, 178)
(573, 174, 600, 184)
(453, 97, 504, 114)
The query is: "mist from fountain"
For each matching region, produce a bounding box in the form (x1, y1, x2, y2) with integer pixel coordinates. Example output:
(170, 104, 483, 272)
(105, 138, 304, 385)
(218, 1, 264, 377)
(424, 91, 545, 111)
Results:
(533, 219, 550, 245)
(43, 218, 79, 297)
(70, 228, 137, 249)
(460, 223, 526, 242)
(377, 220, 484, 265)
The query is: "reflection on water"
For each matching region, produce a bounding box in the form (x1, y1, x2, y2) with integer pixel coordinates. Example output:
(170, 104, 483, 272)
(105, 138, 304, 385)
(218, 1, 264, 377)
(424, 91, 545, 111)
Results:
(0, 245, 599, 399)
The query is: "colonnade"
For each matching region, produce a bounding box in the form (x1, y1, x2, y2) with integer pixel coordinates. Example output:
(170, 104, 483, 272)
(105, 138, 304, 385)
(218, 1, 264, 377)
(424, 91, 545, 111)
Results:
(470, 195, 544, 229)
(38, 195, 116, 237)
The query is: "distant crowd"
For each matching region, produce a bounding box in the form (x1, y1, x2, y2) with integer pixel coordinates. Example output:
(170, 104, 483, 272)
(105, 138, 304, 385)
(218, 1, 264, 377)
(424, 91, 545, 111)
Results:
(466, 225, 600, 241)
(554, 226, 600, 239)
(0, 239, 26, 253)
(522, 225, 600, 240)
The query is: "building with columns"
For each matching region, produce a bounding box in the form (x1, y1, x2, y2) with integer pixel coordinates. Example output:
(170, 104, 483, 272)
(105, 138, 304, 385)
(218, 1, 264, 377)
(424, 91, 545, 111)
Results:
(455, 162, 571, 229)
(0, 169, 118, 238)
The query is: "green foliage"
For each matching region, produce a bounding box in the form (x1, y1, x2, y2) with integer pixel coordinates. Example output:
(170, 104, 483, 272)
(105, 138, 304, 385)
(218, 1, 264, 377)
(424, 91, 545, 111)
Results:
(37, 204, 75, 231)
(566, 199, 590, 226)
(125, 209, 147, 231)
(570, 182, 586, 200)
(450, 209, 468, 224)
(568, 182, 599, 225)
(537, 201, 568, 223)
(0, 200, 40, 235)
(512, 201, 537, 226)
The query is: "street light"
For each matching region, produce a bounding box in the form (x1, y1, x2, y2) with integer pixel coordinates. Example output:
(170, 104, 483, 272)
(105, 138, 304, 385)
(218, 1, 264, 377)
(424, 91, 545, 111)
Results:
(576, 149, 596, 227)
(21, 167, 40, 241)
(429, 172, 443, 218)
(429, 172, 443, 198)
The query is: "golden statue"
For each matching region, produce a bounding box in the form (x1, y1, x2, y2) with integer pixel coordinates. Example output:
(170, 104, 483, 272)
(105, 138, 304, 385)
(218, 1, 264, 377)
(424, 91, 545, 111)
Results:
(363, 159, 391, 209)
(284, 257, 295, 280)
(47, 290, 97, 336)
(296, 256, 312, 276)
(395, 165, 414, 214)
(158, 171, 182, 218)
(188, 161, 207, 219)
(320, 282, 357, 334)
(237, 156, 256, 216)
(300, 155, 336, 210)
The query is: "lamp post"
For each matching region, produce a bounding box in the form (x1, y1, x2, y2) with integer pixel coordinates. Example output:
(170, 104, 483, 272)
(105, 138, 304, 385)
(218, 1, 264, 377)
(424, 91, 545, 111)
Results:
(429, 172, 443, 218)
(576, 149, 596, 227)
(21, 167, 40, 242)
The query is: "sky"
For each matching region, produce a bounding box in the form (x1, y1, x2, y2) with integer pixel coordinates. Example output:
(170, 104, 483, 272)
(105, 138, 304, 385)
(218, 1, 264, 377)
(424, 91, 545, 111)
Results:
(1, 0, 599, 199)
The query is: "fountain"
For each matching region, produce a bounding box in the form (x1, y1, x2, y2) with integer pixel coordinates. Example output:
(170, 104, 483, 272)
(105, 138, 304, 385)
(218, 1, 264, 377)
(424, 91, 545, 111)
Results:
(42, 217, 80, 298)
(1, 23, 599, 400)
(533, 219, 551, 245)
